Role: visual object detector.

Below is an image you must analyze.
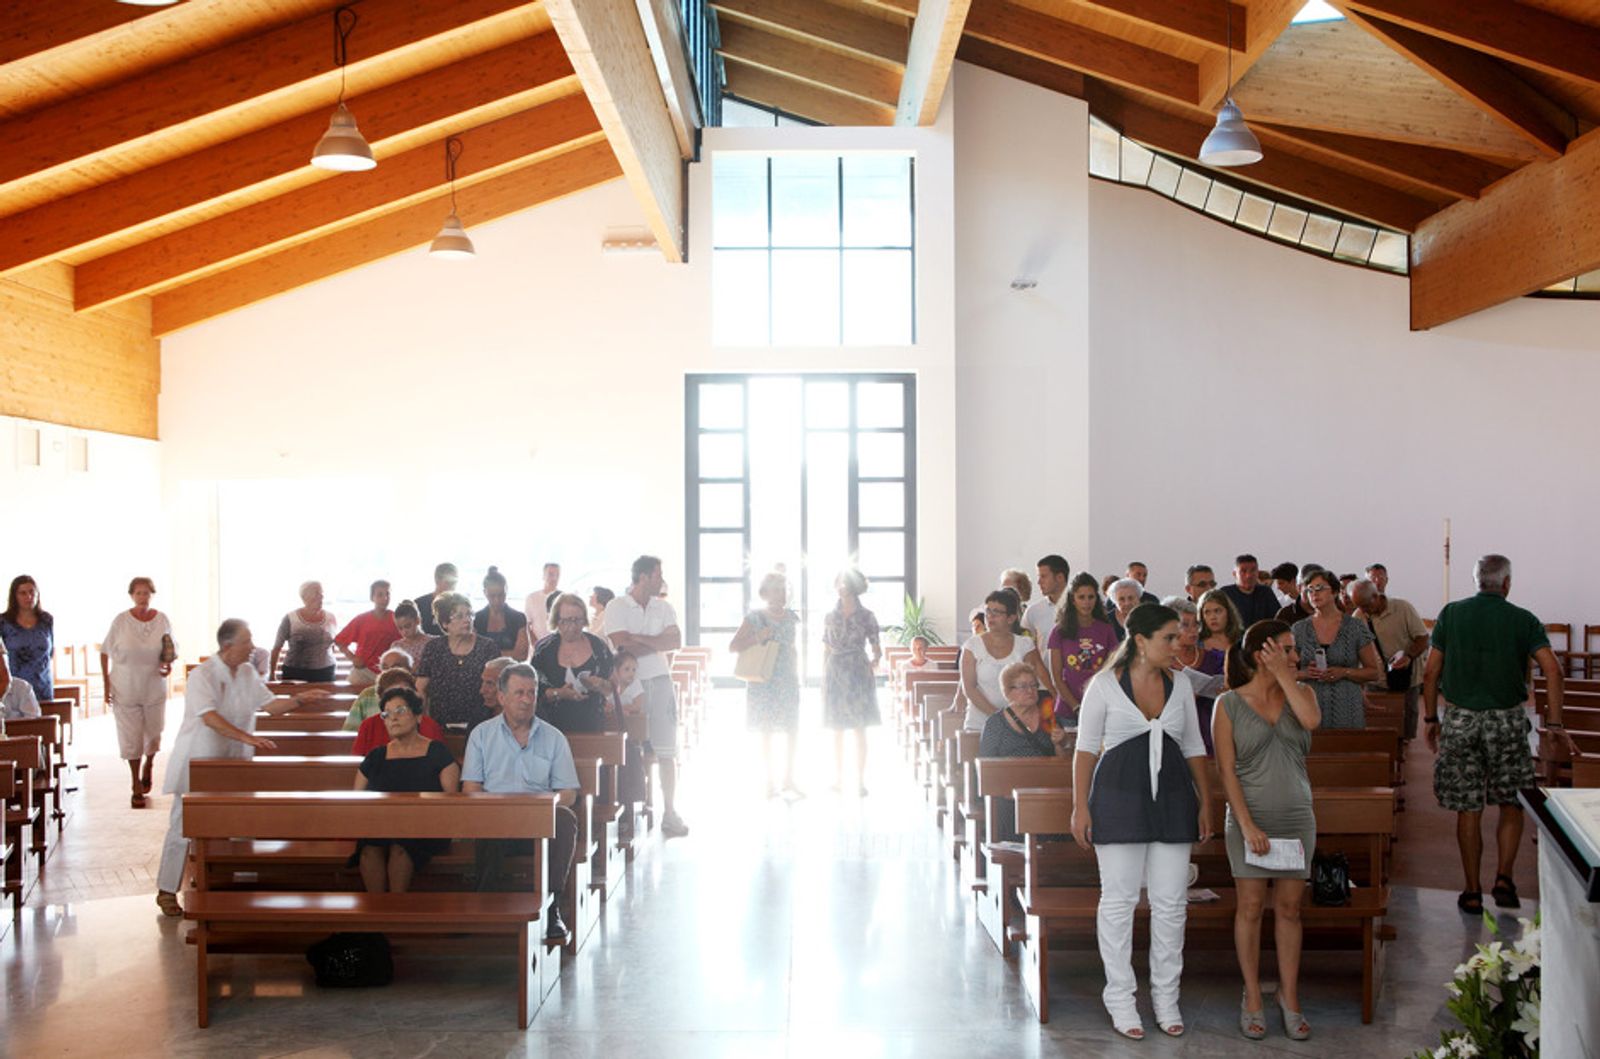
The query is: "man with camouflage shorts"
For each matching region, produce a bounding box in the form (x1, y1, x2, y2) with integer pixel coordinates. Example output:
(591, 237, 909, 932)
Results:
(1423, 554, 1573, 916)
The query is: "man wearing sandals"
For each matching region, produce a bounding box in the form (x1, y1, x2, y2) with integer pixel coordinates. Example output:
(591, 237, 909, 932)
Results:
(1423, 554, 1573, 915)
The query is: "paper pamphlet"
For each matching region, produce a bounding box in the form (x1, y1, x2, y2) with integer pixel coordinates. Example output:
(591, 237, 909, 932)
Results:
(1244, 838, 1306, 872)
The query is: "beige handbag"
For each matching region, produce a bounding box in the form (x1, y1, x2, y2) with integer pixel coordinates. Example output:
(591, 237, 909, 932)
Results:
(734, 640, 780, 683)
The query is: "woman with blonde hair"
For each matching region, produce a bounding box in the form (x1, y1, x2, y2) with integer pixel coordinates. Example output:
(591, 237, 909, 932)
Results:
(730, 571, 802, 797)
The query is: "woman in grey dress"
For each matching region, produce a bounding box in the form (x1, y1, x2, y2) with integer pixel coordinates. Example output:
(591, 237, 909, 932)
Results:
(1290, 569, 1382, 729)
(729, 571, 802, 798)
(1213, 620, 1321, 1042)
(822, 568, 881, 796)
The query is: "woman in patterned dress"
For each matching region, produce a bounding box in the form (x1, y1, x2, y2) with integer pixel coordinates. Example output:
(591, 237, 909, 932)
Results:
(822, 568, 881, 797)
(729, 571, 802, 798)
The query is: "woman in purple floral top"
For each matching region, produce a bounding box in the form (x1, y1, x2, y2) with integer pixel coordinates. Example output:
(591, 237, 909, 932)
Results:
(1046, 573, 1119, 727)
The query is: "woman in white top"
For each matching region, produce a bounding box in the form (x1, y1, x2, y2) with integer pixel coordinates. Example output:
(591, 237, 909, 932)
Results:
(1070, 602, 1213, 1041)
(959, 589, 1051, 732)
(101, 576, 174, 808)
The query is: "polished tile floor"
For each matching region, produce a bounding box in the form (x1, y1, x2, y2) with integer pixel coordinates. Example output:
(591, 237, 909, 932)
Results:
(2, 691, 1516, 1058)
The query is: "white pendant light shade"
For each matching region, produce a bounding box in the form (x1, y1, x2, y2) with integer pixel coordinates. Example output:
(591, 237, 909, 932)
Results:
(310, 103, 376, 171)
(1198, 98, 1262, 167)
(429, 214, 476, 259)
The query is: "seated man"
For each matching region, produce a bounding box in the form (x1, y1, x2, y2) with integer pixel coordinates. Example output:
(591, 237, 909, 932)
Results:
(479, 655, 515, 718)
(462, 662, 580, 943)
(0, 673, 41, 720)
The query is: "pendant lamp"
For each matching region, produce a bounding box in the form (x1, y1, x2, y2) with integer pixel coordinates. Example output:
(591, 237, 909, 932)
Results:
(310, 7, 376, 172)
(429, 138, 476, 260)
(1198, 5, 1262, 167)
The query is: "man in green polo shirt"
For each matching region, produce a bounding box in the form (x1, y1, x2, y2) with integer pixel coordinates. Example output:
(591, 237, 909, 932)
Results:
(1422, 554, 1571, 916)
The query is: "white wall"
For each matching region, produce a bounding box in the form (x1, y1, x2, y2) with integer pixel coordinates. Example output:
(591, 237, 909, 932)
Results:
(159, 117, 959, 653)
(952, 65, 1092, 615)
(1086, 177, 1600, 624)
(0, 414, 165, 647)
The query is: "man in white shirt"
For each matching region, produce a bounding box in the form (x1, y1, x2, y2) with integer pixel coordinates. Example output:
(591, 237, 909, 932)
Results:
(155, 619, 329, 916)
(604, 555, 688, 837)
(523, 562, 562, 643)
(1023, 554, 1071, 646)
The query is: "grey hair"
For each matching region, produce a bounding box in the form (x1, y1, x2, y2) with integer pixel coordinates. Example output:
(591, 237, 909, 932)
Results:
(497, 661, 540, 693)
(1474, 554, 1512, 591)
(298, 580, 322, 602)
(216, 618, 249, 648)
(484, 656, 515, 679)
(757, 570, 788, 601)
(379, 646, 414, 668)
(1109, 577, 1143, 599)
(1349, 578, 1379, 606)
(1161, 595, 1198, 618)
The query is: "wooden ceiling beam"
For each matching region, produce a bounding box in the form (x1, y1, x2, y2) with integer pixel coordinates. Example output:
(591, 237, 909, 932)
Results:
(149, 140, 622, 336)
(724, 64, 896, 126)
(547, 0, 689, 262)
(711, 0, 909, 69)
(0, 34, 578, 278)
(0, 2, 156, 66)
(1087, 82, 1438, 231)
(1198, 0, 1300, 109)
(1414, 123, 1600, 327)
(896, 0, 973, 125)
(717, 20, 902, 107)
(1256, 123, 1512, 201)
(965, 0, 1200, 105)
(635, 0, 704, 157)
(1342, 0, 1600, 91)
(1071, 0, 1247, 52)
(1410, 126, 1600, 329)
(75, 97, 604, 311)
(0, 0, 542, 196)
(1336, 6, 1572, 159)
(954, 37, 1087, 98)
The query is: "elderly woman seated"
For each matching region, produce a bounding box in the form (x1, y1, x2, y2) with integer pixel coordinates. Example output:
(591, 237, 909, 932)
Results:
(979, 661, 1071, 842)
(341, 654, 415, 731)
(351, 687, 461, 893)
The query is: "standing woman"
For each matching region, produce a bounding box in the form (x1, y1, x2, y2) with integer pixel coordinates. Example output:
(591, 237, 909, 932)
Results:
(960, 589, 1050, 732)
(101, 577, 175, 807)
(1071, 603, 1213, 1040)
(475, 566, 527, 656)
(729, 571, 802, 798)
(1166, 597, 1226, 755)
(415, 593, 502, 728)
(1291, 569, 1382, 729)
(1213, 620, 1320, 1041)
(822, 569, 881, 797)
(271, 581, 337, 682)
(530, 593, 614, 734)
(1047, 573, 1120, 728)
(1, 575, 55, 704)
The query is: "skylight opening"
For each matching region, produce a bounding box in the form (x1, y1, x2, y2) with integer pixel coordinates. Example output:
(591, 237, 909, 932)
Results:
(1292, 0, 1344, 23)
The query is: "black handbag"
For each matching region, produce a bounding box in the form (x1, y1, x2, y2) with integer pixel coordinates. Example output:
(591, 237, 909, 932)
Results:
(305, 932, 393, 988)
(1311, 852, 1351, 907)
(1367, 617, 1412, 692)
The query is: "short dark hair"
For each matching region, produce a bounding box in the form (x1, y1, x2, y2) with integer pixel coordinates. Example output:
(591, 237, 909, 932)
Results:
(1037, 554, 1070, 578)
(1127, 561, 1147, 570)
(1365, 563, 1387, 574)
(1185, 564, 1213, 581)
(498, 661, 540, 693)
(1235, 554, 1258, 567)
(593, 586, 615, 608)
(370, 579, 390, 596)
(128, 576, 157, 595)
(1270, 562, 1298, 582)
(631, 555, 661, 584)
(433, 562, 458, 580)
(379, 686, 424, 716)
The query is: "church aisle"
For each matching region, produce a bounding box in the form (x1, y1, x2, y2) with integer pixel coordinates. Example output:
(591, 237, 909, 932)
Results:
(2, 690, 1504, 1057)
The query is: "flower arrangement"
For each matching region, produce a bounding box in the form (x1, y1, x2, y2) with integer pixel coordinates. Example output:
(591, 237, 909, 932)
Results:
(1415, 912, 1541, 1059)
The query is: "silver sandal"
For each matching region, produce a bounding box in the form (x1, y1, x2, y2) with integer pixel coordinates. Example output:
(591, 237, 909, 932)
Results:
(1240, 994, 1266, 1040)
(1279, 998, 1311, 1040)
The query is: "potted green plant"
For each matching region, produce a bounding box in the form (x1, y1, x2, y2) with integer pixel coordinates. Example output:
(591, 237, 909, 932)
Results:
(885, 594, 942, 646)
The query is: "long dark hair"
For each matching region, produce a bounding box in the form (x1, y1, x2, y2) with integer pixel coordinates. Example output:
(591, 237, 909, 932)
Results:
(1055, 572, 1109, 639)
(1103, 602, 1178, 676)
(1225, 619, 1293, 688)
(3, 575, 51, 627)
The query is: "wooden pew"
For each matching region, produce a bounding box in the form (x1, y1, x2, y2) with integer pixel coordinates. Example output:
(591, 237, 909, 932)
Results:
(2, 718, 65, 826)
(567, 732, 629, 901)
(0, 761, 17, 912)
(256, 712, 348, 733)
(190, 757, 359, 792)
(183, 791, 559, 1028)
(1012, 786, 1393, 1025)
(972, 755, 1074, 957)
(253, 732, 359, 757)
(46, 686, 81, 737)
(0, 737, 45, 857)
(1573, 757, 1600, 787)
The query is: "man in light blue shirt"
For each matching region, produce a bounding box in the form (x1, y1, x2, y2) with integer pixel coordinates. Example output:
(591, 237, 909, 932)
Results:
(462, 662, 580, 942)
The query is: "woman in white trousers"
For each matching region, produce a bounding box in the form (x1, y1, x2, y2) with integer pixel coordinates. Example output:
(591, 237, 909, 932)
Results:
(1071, 602, 1212, 1040)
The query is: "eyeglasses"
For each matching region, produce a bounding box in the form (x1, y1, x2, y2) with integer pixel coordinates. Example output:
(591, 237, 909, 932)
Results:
(1008, 682, 1040, 693)
(983, 607, 1011, 618)
(556, 616, 585, 626)
(379, 708, 413, 721)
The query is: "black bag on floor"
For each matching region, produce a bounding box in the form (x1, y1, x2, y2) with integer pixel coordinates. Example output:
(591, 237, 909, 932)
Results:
(306, 932, 393, 987)
(1311, 852, 1351, 907)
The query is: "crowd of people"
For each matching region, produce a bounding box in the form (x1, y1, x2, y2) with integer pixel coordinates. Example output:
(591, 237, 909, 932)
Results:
(0, 546, 1575, 1028)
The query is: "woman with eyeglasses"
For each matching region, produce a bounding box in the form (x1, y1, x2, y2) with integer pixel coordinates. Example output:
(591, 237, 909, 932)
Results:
(351, 686, 460, 893)
(959, 588, 1050, 733)
(415, 593, 502, 728)
(979, 662, 1071, 844)
(529, 592, 614, 734)
(1290, 570, 1382, 729)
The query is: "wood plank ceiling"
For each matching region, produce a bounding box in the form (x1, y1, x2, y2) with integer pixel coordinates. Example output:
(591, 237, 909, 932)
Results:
(716, 0, 1600, 327)
(0, 0, 624, 336)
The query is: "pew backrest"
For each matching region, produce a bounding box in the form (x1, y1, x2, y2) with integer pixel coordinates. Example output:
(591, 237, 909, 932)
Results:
(189, 757, 360, 792)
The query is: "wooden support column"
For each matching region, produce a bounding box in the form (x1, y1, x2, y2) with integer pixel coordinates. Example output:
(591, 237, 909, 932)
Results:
(1410, 128, 1600, 329)
(896, 0, 973, 125)
(547, 0, 690, 262)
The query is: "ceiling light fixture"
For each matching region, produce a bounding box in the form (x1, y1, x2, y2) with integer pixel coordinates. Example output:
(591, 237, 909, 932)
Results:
(429, 137, 475, 260)
(310, 6, 376, 172)
(1198, 4, 1262, 167)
